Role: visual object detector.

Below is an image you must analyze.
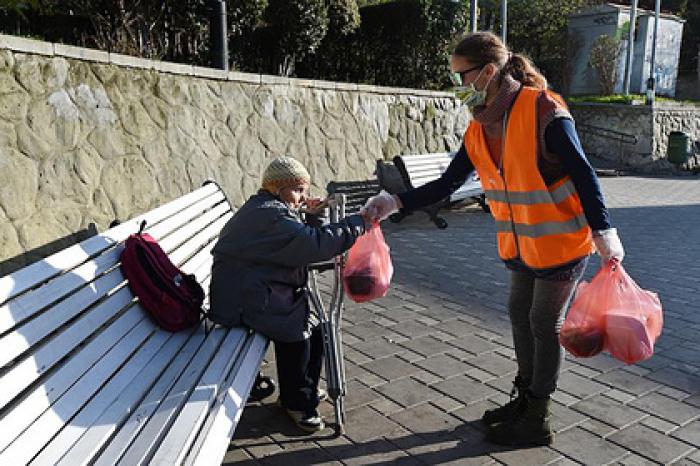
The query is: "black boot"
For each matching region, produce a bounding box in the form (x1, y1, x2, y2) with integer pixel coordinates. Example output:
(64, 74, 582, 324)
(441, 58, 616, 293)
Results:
(481, 375, 529, 426)
(485, 392, 554, 447)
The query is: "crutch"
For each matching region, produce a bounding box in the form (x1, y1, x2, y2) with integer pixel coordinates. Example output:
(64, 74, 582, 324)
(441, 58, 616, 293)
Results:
(307, 193, 348, 436)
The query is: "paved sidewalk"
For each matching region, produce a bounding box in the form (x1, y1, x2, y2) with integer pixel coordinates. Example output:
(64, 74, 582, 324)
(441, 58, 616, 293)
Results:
(225, 175, 700, 465)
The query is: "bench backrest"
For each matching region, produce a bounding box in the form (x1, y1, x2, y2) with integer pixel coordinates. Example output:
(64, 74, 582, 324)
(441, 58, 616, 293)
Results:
(327, 180, 380, 215)
(393, 152, 483, 202)
(0, 182, 263, 465)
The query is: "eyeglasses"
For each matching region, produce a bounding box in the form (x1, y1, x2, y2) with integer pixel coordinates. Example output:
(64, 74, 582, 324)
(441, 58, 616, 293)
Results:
(449, 64, 483, 86)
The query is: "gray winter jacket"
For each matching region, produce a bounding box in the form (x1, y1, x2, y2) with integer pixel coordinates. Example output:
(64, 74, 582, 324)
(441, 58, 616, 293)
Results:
(209, 190, 366, 342)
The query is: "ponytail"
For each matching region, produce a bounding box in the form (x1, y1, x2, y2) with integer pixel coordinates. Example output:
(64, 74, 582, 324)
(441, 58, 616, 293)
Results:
(501, 53, 547, 90)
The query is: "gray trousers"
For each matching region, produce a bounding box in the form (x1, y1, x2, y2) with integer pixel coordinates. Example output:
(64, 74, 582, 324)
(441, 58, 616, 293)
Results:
(508, 265, 585, 398)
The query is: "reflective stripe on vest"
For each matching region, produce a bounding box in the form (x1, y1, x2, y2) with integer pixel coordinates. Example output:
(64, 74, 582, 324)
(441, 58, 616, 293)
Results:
(484, 179, 577, 205)
(464, 87, 594, 269)
(495, 213, 588, 237)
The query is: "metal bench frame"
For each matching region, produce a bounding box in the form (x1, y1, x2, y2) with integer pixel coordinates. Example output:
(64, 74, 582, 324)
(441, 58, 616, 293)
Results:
(0, 181, 268, 465)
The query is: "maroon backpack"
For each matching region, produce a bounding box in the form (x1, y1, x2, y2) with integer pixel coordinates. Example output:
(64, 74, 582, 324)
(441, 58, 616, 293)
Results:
(120, 221, 205, 332)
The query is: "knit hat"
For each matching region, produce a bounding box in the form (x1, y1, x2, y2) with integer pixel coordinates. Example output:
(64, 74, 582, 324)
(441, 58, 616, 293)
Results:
(261, 156, 311, 193)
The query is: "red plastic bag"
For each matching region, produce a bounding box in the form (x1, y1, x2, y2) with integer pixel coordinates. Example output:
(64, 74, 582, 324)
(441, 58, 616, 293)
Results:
(343, 224, 393, 303)
(560, 261, 663, 364)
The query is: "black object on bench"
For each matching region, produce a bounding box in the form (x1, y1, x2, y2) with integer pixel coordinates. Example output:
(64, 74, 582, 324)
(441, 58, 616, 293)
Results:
(326, 179, 380, 215)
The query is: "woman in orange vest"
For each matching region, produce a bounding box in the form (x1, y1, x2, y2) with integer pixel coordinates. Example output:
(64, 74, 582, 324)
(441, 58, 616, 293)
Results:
(363, 32, 624, 447)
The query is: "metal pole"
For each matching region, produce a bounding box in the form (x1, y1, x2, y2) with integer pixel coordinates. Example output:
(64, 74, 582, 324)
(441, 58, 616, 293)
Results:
(500, 0, 507, 44)
(470, 0, 478, 33)
(646, 0, 661, 105)
(210, 0, 228, 70)
(623, 0, 638, 95)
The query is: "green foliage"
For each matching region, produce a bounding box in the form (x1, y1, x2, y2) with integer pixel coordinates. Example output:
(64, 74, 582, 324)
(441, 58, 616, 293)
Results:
(328, 0, 360, 36)
(589, 34, 621, 95)
(265, 0, 329, 76)
(298, 0, 466, 89)
(229, 0, 267, 37)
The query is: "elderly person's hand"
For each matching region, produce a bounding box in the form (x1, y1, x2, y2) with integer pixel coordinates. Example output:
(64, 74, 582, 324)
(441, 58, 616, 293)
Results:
(592, 228, 625, 264)
(360, 190, 401, 223)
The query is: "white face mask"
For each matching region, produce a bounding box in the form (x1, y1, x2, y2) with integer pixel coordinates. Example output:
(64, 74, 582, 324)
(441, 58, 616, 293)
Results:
(454, 67, 494, 108)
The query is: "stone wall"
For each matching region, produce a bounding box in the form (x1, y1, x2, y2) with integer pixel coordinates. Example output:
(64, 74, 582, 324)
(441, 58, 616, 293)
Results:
(0, 35, 466, 275)
(570, 102, 700, 173)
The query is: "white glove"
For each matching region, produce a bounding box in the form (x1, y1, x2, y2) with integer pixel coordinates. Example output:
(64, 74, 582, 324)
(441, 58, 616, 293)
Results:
(593, 228, 625, 263)
(361, 190, 399, 222)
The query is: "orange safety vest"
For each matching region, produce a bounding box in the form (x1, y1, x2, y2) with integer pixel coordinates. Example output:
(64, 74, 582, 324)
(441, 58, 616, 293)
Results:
(465, 87, 594, 270)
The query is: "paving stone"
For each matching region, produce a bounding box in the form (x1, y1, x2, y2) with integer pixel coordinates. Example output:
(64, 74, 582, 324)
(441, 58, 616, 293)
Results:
(415, 353, 473, 378)
(342, 405, 406, 443)
(608, 424, 695, 464)
(491, 446, 562, 466)
(352, 338, 406, 359)
(641, 415, 679, 434)
(551, 427, 631, 465)
(389, 320, 436, 338)
(398, 335, 454, 357)
(222, 445, 260, 465)
(431, 395, 466, 413)
(369, 396, 405, 416)
(412, 369, 443, 385)
(333, 437, 417, 465)
(558, 371, 610, 400)
(578, 418, 619, 437)
(344, 380, 382, 410)
(374, 376, 442, 408)
(603, 388, 638, 404)
(671, 421, 700, 446)
(432, 375, 495, 405)
(572, 394, 647, 428)
(361, 355, 420, 381)
(686, 394, 700, 408)
(595, 371, 661, 396)
(647, 367, 700, 394)
(466, 367, 499, 383)
(630, 392, 700, 425)
(344, 321, 395, 341)
(389, 402, 463, 436)
(433, 318, 481, 337)
(464, 352, 516, 377)
(551, 390, 581, 407)
(446, 335, 499, 356)
(615, 452, 658, 465)
(656, 385, 694, 401)
(570, 354, 626, 373)
(258, 442, 339, 465)
(551, 402, 589, 433)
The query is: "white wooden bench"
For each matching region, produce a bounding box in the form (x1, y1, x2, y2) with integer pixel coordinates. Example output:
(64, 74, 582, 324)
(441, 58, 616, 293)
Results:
(392, 152, 488, 229)
(0, 181, 269, 465)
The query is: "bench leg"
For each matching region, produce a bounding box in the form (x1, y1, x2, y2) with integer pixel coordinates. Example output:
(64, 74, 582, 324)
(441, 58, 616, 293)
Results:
(423, 205, 448, 229)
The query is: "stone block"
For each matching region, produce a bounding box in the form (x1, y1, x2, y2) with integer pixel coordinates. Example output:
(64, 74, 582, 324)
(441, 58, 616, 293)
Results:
(192, 66, 227, 80)
(153, 60, 195, 76)
(431, 375, 494, 404)
(0, 34, 53, 56)
(571, 394, 647, 428)
(53, 43, 109, 63)
(108, 53, 153, 70)
(260, 74, 290, 86)
(228, 70, 260, 84)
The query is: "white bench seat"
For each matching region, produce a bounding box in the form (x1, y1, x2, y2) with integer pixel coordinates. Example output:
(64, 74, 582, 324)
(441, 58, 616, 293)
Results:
(0, 182, 268, 465)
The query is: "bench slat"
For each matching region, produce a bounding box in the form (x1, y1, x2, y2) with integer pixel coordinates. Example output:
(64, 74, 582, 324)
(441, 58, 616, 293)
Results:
(0, 266, 126, 368)
(149, 328, 249, 465)
(51, 329, 194, 466)
(0, 316, 156, 465)
(91, 327, 209, 466)
(0, 183, 220, 305)
(30, 327, 174, 466)
(188, 333, 268, 466)
(0, 284, 135, 414)
(114, 328, 228, 465)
